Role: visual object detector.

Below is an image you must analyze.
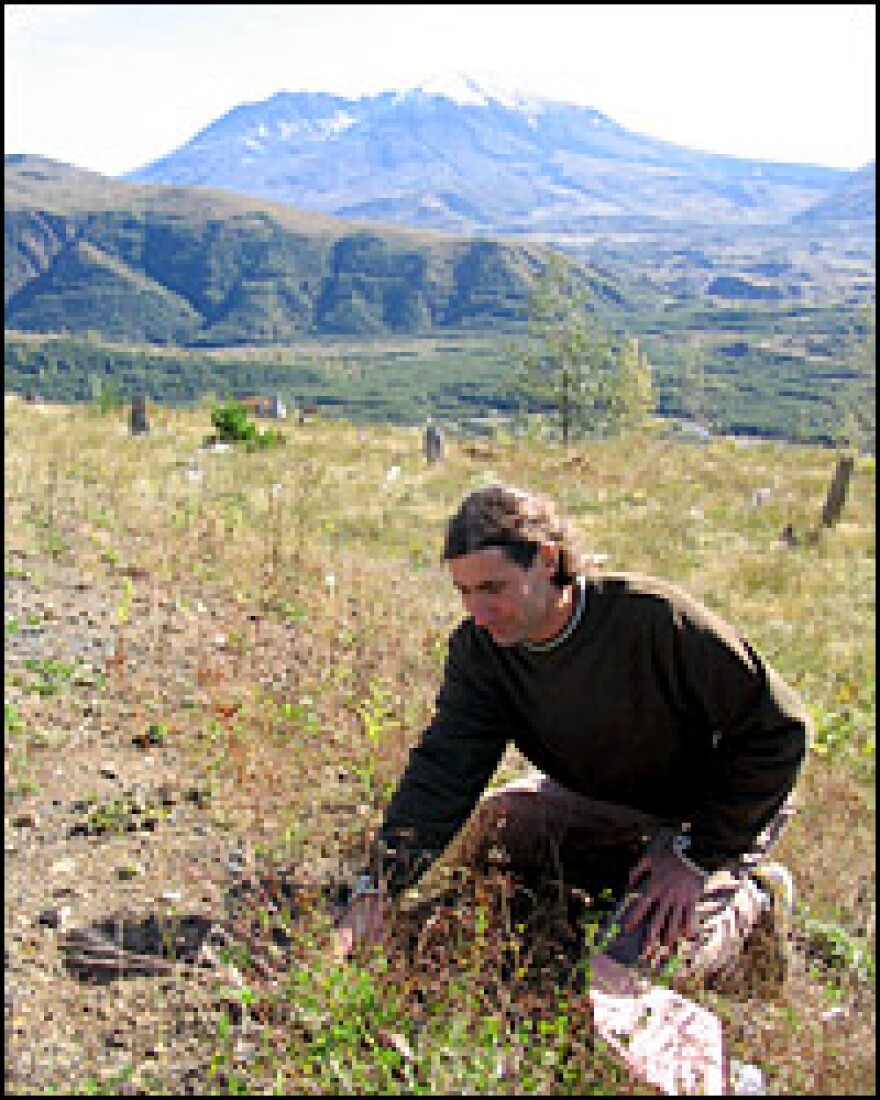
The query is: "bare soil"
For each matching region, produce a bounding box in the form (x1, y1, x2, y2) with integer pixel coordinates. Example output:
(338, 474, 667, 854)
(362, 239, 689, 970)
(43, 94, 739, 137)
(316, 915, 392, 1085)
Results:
(4, 549, 328, 1093)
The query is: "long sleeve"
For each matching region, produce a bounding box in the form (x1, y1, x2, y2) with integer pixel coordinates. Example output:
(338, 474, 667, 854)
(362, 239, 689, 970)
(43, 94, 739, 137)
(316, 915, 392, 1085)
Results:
(367, 623, 510, 896)
(668, 603, 810, 870)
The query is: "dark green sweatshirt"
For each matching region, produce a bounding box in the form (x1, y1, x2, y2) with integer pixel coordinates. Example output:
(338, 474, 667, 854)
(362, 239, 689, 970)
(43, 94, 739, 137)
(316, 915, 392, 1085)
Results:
(370, 572, 809, 896)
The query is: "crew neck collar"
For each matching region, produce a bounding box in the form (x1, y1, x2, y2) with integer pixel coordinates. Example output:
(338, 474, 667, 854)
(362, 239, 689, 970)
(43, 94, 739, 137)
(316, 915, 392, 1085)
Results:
(521, 575, 587, 653)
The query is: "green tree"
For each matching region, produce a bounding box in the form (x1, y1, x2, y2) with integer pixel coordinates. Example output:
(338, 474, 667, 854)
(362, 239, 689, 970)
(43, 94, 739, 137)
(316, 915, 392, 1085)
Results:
(614, 336, 655, 433)
(512, 253, 603, 444)
(512, 252, 652, 443)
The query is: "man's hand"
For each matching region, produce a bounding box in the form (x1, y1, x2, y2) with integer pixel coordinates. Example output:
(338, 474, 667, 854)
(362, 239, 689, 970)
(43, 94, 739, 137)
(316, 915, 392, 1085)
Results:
(623, 845, 705, 956)
(332, 892, 391, 961)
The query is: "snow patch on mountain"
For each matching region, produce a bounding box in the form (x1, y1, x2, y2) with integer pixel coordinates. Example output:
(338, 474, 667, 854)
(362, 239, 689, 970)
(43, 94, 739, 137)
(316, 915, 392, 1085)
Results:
(241, 110, 358, 150)
(396, 72, 549, 120)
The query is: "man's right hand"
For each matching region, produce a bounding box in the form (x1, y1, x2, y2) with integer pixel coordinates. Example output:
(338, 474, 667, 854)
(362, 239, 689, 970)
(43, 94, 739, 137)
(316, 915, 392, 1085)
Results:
(332, 892, 391, 961)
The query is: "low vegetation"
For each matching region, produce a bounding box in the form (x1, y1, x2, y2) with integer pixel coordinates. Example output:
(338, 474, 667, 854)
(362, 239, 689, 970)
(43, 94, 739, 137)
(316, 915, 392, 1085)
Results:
(205, 401, 285, 451)
(4, 395, 875, 1094)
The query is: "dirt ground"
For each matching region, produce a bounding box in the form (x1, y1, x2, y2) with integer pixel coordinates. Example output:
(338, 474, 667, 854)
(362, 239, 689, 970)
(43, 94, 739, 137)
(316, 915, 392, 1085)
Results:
(4, 548, 329, 1094)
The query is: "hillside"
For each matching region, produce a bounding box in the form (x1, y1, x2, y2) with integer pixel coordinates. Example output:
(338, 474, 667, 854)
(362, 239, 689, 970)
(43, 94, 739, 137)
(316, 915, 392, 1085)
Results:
(5, 155, 874, 448)
(125, 82, 850, 236)
(4, 395, 875, 1094)
(793, 161, 877, 228)
(6, 155, 628, 346)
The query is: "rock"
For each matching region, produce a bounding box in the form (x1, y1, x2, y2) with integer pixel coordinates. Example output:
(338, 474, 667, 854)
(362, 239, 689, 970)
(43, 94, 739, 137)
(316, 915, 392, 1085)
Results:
(12, 813, 38, 829)
(38, 906, 71, 930)
(50, 886, 79, 899)
(49, 857, 78, 877)
(157, 784, 177, 807)
(184, 787, 210, 807)
(730, 1060, 766, 1094)
(780, 524, 799, 547)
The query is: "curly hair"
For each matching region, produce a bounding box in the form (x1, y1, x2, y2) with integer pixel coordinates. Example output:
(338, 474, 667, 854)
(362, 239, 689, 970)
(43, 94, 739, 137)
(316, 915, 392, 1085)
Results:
(443, 483, 580, 588)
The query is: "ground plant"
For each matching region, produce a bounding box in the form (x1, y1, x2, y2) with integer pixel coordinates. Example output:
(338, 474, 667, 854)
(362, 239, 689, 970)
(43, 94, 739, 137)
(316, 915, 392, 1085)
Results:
(3, 395, 875, 1094)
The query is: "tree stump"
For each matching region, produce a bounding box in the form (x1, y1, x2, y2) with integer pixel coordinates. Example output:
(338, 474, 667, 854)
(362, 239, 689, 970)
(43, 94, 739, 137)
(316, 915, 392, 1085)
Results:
(424, 423, 444, 464)
(820, 455, 855, 528)
(130, 395, 149, 435)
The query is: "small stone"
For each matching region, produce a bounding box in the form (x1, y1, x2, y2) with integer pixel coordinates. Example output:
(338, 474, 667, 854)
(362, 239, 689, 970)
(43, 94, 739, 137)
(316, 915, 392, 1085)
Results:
(730, 1060, 766, 1095)
(99, 764, 117, 779)
(184, 787, 210, 807)
(38, 905, 71, 930)
(157, 785, 177, 807)
(12, 812, 38, 828)
(117, 862, 143, 880)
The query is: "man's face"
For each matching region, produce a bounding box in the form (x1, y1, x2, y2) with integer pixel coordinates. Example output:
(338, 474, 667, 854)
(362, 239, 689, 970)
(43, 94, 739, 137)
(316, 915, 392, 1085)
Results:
(448, 545, 560, 647)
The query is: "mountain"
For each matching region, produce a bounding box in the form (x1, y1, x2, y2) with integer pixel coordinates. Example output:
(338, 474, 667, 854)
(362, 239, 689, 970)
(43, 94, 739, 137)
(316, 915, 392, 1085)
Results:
(792, 160, 876, 229)
(5, 154, 628, 346)
(125, 80, 850, 237)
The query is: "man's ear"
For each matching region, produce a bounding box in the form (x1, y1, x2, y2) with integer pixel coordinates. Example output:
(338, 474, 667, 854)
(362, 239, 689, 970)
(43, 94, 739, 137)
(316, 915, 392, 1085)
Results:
(537, 542, 559, 576)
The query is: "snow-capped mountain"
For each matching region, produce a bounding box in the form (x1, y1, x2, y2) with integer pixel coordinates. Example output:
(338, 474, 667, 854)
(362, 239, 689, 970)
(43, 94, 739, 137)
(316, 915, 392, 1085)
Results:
(126, 78, 848, 237)
(396, 72, 547, 113)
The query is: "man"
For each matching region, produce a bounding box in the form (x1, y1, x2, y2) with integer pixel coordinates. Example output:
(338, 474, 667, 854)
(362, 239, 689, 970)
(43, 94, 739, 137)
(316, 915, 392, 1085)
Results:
(334, 483, 808, 988)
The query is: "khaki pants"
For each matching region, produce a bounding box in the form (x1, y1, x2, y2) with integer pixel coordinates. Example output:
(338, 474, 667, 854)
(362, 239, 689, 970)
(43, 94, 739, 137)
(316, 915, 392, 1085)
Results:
(459, 772, 795, 987)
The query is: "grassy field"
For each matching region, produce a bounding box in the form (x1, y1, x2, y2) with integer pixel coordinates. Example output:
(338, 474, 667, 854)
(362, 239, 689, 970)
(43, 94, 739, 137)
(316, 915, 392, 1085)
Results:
(4, 395, 875, 1094)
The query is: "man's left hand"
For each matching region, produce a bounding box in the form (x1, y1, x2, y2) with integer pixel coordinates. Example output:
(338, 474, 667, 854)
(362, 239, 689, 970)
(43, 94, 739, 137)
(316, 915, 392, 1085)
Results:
(623, 845, 705, 955)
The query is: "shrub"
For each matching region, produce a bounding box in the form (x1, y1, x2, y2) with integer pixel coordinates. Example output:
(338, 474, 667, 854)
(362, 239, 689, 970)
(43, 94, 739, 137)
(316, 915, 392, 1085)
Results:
(210, 401, 257, 443)
(206, 402, 284, 450)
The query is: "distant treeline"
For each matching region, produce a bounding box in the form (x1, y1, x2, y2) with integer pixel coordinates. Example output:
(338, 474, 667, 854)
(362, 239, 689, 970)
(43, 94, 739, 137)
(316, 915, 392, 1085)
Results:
(4, 331, 868, 447)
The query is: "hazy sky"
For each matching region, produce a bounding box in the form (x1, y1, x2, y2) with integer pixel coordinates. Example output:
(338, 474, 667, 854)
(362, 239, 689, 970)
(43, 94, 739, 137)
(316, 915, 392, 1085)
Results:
(5, 4, 876, 176)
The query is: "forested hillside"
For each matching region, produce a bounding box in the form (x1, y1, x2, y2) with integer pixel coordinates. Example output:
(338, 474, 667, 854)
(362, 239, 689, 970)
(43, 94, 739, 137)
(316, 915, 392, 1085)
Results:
(5, 156, 627, 346)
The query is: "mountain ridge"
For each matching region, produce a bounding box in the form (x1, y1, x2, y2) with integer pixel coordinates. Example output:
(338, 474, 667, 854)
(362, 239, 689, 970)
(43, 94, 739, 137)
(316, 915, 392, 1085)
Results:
(6, 154, 633, 346)
(124, 83, 860, 237)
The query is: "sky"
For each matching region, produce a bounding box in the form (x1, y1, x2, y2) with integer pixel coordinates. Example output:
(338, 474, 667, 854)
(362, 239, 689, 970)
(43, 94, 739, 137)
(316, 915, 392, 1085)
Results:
(5, 4, 876, 177)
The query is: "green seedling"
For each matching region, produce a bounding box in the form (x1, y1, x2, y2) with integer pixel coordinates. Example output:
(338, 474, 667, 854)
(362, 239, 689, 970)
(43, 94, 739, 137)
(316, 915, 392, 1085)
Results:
(117, 575, 134, 626)
(5, 702, 25, 736)
(24, 657, 76, 697)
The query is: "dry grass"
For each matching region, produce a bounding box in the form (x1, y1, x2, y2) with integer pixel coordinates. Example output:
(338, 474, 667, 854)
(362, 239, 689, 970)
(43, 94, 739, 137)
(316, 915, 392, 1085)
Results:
(4, 395, 875, 1094)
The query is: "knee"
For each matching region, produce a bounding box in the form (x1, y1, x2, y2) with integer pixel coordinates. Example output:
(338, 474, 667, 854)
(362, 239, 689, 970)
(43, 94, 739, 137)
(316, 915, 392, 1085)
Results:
(459, 790, 528, 870)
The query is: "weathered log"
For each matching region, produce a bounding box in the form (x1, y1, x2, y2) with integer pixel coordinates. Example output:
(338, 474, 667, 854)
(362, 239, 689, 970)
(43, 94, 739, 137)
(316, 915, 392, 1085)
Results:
(129, 394, 149, 435)
(820, 455, 855, 528)
(424, 422, 445, 463)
